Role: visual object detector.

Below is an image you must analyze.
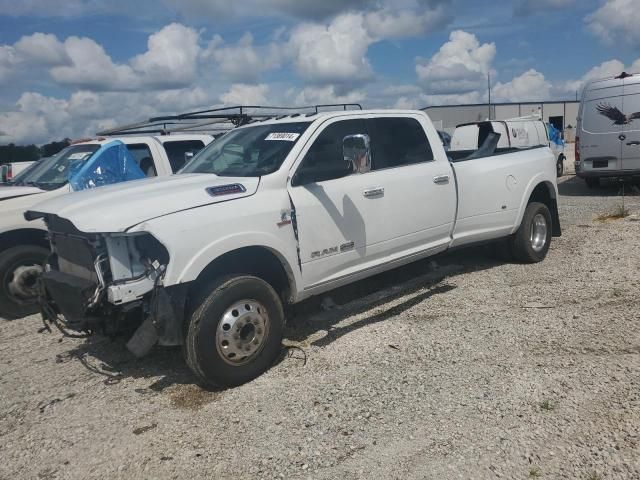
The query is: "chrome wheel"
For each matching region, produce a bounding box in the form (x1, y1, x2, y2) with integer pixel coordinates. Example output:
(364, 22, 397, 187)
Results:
(216, 300, 270, 366)
(530, 213, 548, 252)
(6, 263, 42, 304)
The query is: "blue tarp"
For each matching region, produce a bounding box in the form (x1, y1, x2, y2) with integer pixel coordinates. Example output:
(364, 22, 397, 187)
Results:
(69, 140, 146, 191)
(547, 124, 564, 147)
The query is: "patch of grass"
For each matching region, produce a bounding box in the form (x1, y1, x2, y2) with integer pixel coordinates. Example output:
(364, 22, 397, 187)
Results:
(586, 471, 602, 480)
(529, 466, 542, 477)
(612, 287, 624, 298)
(539, 399, 555, 411)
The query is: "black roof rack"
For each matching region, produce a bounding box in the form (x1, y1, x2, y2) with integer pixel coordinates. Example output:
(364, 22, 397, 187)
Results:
(97, 104, 363, 137)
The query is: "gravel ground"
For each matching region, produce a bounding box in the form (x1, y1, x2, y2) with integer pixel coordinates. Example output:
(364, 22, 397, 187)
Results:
(1, 171, 639, 480)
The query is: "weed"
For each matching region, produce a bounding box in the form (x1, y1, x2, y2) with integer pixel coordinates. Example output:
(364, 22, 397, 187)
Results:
(586, 471, 602, 480)
(529, 466, 542, 477)
(595, 204, 629, 222)
(539, 399, 555, 411)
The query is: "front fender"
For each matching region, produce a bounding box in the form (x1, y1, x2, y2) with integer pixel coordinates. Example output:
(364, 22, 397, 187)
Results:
(173, 231, 301, 296)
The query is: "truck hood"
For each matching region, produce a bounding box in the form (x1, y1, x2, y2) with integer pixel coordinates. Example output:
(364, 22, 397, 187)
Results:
(28, 174, 260, 233)
(0, 185, 45, 200)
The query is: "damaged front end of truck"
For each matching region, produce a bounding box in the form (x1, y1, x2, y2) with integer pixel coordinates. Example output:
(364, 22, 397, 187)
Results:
(29, 212, 187, 357)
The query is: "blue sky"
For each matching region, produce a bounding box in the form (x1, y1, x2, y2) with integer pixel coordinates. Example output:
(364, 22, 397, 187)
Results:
(0, 0, 639, 144)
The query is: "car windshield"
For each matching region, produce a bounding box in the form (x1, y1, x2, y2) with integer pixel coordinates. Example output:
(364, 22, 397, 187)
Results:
(10, 144, 100, 190)
(181, 122, 310, 176)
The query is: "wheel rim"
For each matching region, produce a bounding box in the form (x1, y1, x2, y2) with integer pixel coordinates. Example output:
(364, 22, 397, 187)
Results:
(4, 260, 43, 305)
(530, 213, 548, 252)
(216, 299, 270, 366)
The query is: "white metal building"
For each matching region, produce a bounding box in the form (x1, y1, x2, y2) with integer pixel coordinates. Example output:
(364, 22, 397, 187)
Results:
(423, 100, 579, 142)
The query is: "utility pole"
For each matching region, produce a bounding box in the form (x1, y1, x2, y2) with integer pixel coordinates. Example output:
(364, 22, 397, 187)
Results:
(488, 72, 492, 120)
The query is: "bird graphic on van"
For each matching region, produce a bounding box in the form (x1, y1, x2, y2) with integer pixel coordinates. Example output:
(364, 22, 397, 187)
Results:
(596, 103, 640, 125)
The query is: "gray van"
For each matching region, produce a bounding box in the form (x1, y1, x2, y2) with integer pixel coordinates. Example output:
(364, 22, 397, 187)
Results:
(576, 72, 640, 188)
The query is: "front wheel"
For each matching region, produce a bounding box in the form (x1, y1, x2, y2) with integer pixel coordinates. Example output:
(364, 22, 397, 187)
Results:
(184, 275, 284, 388)
(509, 202, 552, 263)
(0, 245, 49, 320)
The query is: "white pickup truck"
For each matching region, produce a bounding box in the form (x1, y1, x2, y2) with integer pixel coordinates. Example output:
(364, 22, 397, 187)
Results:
(28, 109, 561, 387)
(0, 134, 213, 319)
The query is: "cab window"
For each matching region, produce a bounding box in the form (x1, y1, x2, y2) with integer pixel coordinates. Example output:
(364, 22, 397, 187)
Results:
(162, 140, 206, 173)
(367, 117, 434, 170)
(126, 144, 156, 177)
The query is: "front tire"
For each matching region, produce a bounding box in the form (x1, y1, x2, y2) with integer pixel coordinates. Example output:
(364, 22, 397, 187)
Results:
(0, 245, 48, 320)
(509, 202, 552, 263)
(184, 275, 284, 388)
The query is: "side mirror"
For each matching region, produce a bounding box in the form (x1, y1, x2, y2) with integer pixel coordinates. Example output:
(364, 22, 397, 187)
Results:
(184, 151, 195, 163)
(343, 134, 371, 174)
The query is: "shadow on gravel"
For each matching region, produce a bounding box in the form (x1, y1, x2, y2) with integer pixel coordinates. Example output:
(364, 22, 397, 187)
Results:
(49, 245, 505, 390)
(53, 335, 200, 391)
(559, 175, 640, 197)
(285, 245, 504, 347)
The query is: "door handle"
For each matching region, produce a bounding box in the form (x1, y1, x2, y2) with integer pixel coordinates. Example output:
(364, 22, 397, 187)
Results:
(363, 187, 384, 198)
(626, 141, 640, 146)
(433, 174, 450, 184)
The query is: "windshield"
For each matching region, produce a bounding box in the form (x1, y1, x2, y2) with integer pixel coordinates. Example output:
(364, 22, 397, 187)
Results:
(181, 122, 310, 176)
(10, 144, 100, 190)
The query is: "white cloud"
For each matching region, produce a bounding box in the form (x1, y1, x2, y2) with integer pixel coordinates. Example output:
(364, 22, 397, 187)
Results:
(130, 23, 201, 89)
(0, 45, 19, 82)
(416, 30, 495, 102)
(0, 24, 201, 92)
(493, 69, 552, 102)
(205, 32, 282, 82)
(50, 36, 139, 91)
(220, 83, 270, 105)
(563, 59, 629, 93)
(14, 33, 70, 65)
(0, 87, 218, 145)
(364, 6, 451, 39)
(288, 13, 374, 87)
(586, 0, 640, 46)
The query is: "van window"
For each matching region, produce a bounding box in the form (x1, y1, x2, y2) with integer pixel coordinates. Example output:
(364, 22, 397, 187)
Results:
(126, 144, 156, 177)
(163, 140, 205, 172)
(367, 117, 434, 170)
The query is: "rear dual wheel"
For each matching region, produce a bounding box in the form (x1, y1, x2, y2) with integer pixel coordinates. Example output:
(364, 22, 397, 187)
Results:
(184, 275, 284, 388)
(509, 202, 552, 263)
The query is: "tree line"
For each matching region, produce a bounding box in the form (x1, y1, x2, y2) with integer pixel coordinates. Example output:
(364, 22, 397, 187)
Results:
(0, 139, 71, 164)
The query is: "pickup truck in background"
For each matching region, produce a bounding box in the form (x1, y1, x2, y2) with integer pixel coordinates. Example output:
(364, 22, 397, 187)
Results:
(29, 109, 561, 387)
(0, 133, 213, 319)
(451, 116, 566, 177)
(1, 162, 37, 183)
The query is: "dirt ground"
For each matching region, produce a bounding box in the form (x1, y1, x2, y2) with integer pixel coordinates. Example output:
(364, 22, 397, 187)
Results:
(1, 172, 639, 480)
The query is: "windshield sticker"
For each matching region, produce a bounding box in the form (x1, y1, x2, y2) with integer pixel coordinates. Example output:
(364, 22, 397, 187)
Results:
(68, 152, 92, 160)
(265, 132, 300, 142)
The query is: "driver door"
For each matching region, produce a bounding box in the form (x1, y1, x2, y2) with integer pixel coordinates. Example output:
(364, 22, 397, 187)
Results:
(288, 119, 375, 291)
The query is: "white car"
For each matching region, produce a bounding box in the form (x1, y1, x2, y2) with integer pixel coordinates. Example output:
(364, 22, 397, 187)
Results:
(29, 109, 561, 387)
(0, 134, 213, 319)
